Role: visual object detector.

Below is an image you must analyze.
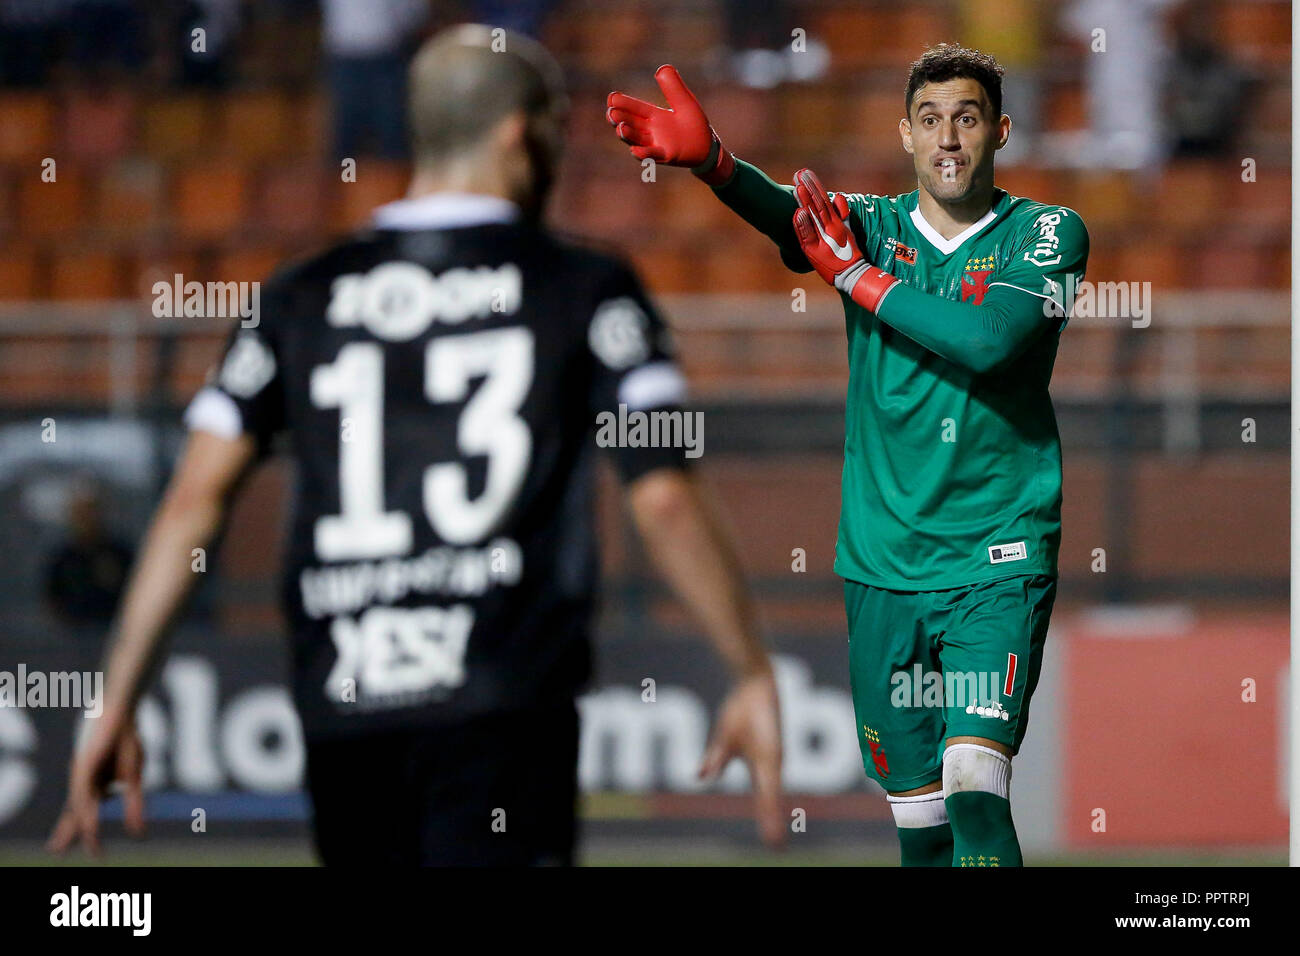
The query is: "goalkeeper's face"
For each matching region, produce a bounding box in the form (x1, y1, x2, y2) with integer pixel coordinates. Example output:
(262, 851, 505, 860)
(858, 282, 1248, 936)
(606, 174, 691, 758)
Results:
(900, 78, 1010, 206)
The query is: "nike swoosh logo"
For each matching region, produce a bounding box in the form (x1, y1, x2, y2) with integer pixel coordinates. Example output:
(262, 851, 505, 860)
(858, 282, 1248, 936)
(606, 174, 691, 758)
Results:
(811, 208, 855, 261)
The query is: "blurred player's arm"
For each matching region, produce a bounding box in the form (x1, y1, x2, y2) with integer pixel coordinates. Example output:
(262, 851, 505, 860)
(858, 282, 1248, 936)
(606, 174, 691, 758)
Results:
(48, 429, 257, 856)
(793, 168, 1090, 373)
(625, 468, 784, 847)
(607, 65, 811, 273)
(589, 265, 784, 847)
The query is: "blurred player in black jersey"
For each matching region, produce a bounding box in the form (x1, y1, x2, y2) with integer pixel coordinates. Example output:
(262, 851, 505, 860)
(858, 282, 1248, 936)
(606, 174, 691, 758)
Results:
(49, 25, 784, 865)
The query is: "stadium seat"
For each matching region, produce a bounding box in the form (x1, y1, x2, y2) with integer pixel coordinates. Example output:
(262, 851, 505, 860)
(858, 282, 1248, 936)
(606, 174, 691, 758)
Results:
(61, 90, 135, 162)
(18, 169, 88, 239)
(141, 96, 215, 163)
(779, 85, 846, 146)
(811, 6, 883, 70)
(1154, 161, 1221, 230)
(131, 247, 203, 301)
(570, 8, 652, 75)
(0, 246, 43, 299)
(0, 94, 53, 163)
(256, 163, 331, 236)
(212, 246, 286, 286)
(630, 243, 696, 295)
(96, 159, 166, 241)
(1067, 171, 1135, 231)
(1216, 0, 1290, 65)
(220, 90, 294, 161)
(173, 163, 250, 239)
(50, 249, 125, 300)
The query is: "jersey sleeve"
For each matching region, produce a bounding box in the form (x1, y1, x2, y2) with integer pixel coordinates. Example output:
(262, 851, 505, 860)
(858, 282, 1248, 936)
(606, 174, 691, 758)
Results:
(587, 262, 694, 482)
(183, 304, 286, 454)
(838, 191, 887, 256)
(987, 206, 1090, 330)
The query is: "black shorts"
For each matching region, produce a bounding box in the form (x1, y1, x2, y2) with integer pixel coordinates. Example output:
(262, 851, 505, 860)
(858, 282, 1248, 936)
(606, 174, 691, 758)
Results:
(305, 701, 579, 866)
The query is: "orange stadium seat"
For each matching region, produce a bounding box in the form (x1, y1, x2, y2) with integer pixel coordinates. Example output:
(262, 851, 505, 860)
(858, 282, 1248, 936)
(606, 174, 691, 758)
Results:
(1120, 239, 1183, 290)
(1268, 244, 1289, 288)
(61, 90, 135, 162)
(173, 163, 250, 239)
(1154, 160, 1220, 230)
(256, 163, 331, 235)
(0, 246, 43, 299)
(1190, 235, 1269, 289)
(212, 245, 285, 285)
(570, 8, 652, 75)
(1066, 171, 1136, 231)
(690, 87, 773, 157)
(888, 7, 951, 67)
(628, 243, 695, 295)
(1216, 0, 1290, 65)
(141, 96, 216, 162)
(131, 247, 203, 300)
(0, 94, 53, 163)
(851, 89, 909, 161)
(812, 7, 884, 70)
(220, 90, 294, 161)
(18, 169, 88, 239)
(779, 86, 844, 146)
(96, 159, 166, 241)
(1224, 168, 1290, 231)
(1042, 84, 1087, 134)
(50, 249, 125, 300)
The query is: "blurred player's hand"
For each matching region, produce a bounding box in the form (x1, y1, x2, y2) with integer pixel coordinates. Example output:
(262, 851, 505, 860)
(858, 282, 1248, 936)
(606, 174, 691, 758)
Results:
(793, 168, 898, 313)
(47, 717, 146, 857)
(698, 669, 786, 848)
(607, 65, 735, 184)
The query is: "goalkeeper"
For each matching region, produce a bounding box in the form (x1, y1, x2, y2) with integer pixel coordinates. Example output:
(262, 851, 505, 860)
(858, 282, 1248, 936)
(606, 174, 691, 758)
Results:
(608, 44, 1088, 867)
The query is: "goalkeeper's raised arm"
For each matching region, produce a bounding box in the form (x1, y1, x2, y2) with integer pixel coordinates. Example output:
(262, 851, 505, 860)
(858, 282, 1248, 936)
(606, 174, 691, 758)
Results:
(607, 65, 812, 273)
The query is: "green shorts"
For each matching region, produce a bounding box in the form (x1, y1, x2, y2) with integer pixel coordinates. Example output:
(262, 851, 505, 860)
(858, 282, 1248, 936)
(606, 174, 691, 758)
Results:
(844, 573, 1056, 793)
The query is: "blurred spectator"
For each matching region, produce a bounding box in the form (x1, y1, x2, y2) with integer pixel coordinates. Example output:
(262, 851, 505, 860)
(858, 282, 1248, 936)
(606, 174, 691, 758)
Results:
(66, 0, 147, 81)
(462, 0, 557, 38)
(0, 0, 71, 87)
(1061, 0, 1183, 170)
(45, 482, 134, 632)
(714, 0, 828, 89)
(323, 0, 428, 160)
(176, 0, 242, 87)
(1166, 0, 1253, 158)
(960, 0, 1042, 166)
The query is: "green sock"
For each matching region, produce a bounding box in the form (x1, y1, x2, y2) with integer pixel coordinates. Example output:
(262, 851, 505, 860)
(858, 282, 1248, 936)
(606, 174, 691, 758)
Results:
(945, 790, 1022, 867)
(897, 822, 954, 867)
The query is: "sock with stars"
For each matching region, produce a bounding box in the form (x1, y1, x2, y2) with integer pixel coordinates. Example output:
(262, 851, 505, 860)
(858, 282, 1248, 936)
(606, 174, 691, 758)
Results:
(943, 743, 1022, 868)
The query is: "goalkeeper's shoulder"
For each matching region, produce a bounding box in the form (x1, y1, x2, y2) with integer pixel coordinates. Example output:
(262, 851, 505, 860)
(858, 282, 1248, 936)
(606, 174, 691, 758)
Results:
(1004, 195, 1090, 264)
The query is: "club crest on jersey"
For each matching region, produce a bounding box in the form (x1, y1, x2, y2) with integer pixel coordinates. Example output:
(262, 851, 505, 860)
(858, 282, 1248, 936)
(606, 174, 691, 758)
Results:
(962, 256, 996, 305)
(885, 237, 917, 265)
(863, 725, 889, 777)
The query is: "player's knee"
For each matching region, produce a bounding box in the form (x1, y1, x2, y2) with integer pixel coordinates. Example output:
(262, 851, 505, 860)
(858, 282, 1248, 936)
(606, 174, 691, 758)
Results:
(942, 743, 1011, 799)
(886, 789, 948, 829)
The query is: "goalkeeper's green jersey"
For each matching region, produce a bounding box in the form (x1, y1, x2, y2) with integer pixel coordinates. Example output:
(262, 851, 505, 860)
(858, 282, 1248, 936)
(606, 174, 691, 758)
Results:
(714, 161, 1089, 589)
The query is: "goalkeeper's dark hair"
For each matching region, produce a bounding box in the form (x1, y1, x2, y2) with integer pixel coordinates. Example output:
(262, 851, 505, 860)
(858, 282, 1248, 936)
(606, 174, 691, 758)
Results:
(408, 24, 568, 163)
(905, 44, 1004, 120)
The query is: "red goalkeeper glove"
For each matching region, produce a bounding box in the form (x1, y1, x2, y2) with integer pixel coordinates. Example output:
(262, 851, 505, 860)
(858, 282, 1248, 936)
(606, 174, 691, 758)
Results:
(606, 65, 736, 186)
(792, 168, 898, 313)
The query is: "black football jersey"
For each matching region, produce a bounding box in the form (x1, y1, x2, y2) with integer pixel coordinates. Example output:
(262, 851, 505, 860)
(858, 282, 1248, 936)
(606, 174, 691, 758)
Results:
(185, 194, 691, 738)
